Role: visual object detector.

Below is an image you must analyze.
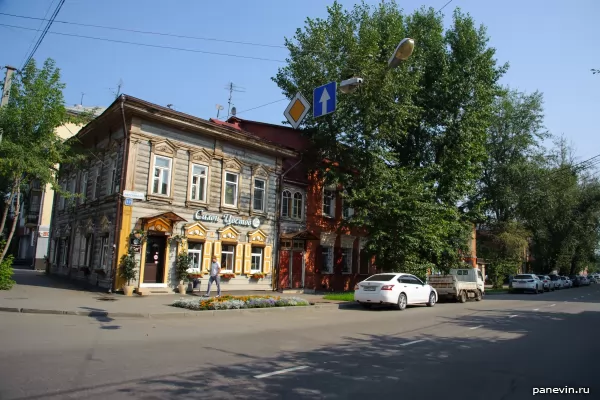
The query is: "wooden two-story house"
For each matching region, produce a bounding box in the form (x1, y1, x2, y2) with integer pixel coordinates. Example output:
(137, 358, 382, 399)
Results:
(48, 95, 297, 293)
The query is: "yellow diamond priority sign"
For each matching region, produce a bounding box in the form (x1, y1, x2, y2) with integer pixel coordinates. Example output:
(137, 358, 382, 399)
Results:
(284, 92, 310, 129)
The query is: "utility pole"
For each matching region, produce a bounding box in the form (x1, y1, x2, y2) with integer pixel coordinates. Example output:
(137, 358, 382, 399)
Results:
(224, 82, 245, 118)
(0, 65, 17, 144)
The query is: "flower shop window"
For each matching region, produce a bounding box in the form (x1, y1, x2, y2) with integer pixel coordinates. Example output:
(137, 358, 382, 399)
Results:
(251, 247, 263, 272)
(221, 244, 235, 272)
(188, 242, 204, 270)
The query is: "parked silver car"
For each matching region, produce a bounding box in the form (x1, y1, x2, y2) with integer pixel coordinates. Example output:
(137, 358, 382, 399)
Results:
(549, 274, 562, 289)
(537, 275, 556, 291)
(560, 276, 572, 288)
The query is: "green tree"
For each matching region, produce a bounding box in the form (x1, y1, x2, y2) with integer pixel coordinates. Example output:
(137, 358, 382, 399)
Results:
(0, 59, 80, 264)
(273, 1, 506, 275)
(471, 89, 547, 286)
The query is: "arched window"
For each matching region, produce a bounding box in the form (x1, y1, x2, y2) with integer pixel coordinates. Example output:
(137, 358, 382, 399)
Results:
(282, 190, 291, 217)
(292, 192, 303, 219)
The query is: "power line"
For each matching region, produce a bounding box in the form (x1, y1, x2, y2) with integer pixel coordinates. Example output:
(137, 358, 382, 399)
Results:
(21, 0, 66, 70)
(0, 23, 286, 63)
(437, 0, 454, 13)
(229, 98, 287, 117)
(0, 12, 287, 50)
(18, 0, 56, 69)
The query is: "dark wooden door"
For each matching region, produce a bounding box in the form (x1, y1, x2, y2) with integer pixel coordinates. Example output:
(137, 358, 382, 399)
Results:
(291, 251, 304, 288)
(278, 250, 290, 289)
(144, 236, 166, 283)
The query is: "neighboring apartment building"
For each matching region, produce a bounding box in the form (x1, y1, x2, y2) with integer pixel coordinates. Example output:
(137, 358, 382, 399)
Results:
(226, 117, 375, 292)
(48, 95, 297, 293)
(13, 105, 105, 269)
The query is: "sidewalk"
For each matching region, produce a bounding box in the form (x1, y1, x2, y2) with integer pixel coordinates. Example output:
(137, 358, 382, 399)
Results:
(0, 270, 349, 318)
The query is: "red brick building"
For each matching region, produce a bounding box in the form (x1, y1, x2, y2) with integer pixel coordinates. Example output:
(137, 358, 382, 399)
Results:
(225, 117, 374, 292)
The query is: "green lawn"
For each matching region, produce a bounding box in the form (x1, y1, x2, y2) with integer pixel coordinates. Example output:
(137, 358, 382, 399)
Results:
(485, 288, 509, 294)
(323, 292, 355, 301)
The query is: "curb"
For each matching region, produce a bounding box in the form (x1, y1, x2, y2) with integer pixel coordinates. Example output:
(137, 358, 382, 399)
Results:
(0, 302, 359, 319)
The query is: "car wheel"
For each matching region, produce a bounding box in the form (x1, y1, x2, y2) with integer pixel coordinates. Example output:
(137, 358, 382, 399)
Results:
(427, 292, 436, 307)
(458, 290, 467, 303)
(396, 293, 407, 311)
(475, 289, 482, 301)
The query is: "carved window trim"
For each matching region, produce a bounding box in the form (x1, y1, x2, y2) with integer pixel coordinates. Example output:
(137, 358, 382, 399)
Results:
(221, 158, 243, 212)
(186, 149, 212, 208)
(250, 166, 269, 216)
(146, 140, 177, 204)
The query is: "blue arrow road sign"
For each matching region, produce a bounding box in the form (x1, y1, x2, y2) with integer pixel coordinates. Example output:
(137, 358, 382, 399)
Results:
(313, 81, 337, 118)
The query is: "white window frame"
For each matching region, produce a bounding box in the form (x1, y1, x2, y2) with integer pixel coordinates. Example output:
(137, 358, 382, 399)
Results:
(341, 247, 352, 274)
(252, 178, 266, 212)
(99, 236, 109, 270)
(321, 246, 334, 274)
(323, 189, 336, 218)
(342, 200, 354, 219)
(189, 164, 208, 203)
(281, 190, 291, 217)
(223, 172, 239, 207)
(152, 155, 172, 196)
(93, 168, 101, 200)
(250, 246, 263, 273)
(109, 160, 118, 195)
(220, 244, 235, 272)
(80, 171, 88, 203)
(188, 242, 204, 270)
(292, 192, 303, 219)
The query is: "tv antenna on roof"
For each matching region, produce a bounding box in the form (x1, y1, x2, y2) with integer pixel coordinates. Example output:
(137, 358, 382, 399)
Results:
(216, 104, 224, 119)
(224, 82, 245, 118)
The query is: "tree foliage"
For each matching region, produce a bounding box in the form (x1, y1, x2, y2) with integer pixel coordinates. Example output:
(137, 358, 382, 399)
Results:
(0, 58, 80, 263)
(273, 1, 506, 275)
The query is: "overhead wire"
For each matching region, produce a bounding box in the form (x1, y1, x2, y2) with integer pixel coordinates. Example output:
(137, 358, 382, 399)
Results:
(1, 23, 286, 63)
(0, 11, 287, 49)
(18, 0, 56, 69)
(21, 0, 66, 70)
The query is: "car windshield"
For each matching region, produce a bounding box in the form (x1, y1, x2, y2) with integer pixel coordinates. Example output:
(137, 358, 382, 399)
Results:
(550, 276, 559, 280)
(515, 275, 533, 279)
(364, 274, 396, 282)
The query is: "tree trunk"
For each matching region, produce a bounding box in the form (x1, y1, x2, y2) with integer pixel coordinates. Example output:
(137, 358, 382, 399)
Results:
(0, 183, 20, 264)
(0, 187, 17, 240)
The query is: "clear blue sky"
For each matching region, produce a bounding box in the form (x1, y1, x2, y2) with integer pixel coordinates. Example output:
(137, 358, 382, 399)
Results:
(1, 0, 598, 160)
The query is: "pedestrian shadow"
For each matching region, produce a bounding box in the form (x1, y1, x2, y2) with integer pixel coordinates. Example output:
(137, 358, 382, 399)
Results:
(78, 306, 121, 330)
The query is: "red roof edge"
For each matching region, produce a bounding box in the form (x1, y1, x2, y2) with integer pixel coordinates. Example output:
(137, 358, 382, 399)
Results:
(209, 118, 242, 131)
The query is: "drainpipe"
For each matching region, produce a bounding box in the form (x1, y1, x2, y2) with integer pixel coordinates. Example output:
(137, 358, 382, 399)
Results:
(274, 155, 303, 291)
(109, 95, 131, 293)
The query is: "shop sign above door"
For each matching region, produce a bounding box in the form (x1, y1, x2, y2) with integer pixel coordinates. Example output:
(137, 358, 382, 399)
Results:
(194, 210, 260, 229)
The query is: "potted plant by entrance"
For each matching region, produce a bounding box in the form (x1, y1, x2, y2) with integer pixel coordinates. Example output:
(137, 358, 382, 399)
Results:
(119, 250, 138, 296)
(175, 252, 193, 294)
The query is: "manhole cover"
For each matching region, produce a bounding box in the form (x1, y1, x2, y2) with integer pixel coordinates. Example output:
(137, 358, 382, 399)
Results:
(95, 297, 118, 302)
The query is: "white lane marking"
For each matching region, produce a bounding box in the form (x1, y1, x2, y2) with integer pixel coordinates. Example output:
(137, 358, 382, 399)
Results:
(508, 315, 518, 318)
(469, 325, 483, 330)
(254, 366, 309, 379)
(400, 339, 425, 347)
(550, 304, 556, 307)
(533, 308, 539, 311)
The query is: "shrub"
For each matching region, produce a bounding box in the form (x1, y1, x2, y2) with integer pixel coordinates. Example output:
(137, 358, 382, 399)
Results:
(0, 254, 15, 290)
(118, 251, 137, 286)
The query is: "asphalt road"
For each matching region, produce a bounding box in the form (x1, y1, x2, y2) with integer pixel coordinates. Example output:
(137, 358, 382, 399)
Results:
(1, 286, 599, 400)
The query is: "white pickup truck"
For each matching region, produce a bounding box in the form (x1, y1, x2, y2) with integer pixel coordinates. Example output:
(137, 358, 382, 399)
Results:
(427, 268, 485, 303)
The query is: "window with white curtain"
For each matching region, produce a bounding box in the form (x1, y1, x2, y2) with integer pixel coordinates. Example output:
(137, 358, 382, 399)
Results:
(153, 156, 172, 195)
(190, 164, 207, 202)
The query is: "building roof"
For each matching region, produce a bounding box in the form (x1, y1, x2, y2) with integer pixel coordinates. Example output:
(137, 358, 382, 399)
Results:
(66, 104, 106, 116)
(75, 95, 299, 159)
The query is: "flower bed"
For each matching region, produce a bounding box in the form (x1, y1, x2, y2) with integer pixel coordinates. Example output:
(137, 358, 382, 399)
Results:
(172, 295, 310, 311)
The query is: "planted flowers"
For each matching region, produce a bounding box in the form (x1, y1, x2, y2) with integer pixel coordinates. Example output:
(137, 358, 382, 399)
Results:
(172, 295, 310, 311)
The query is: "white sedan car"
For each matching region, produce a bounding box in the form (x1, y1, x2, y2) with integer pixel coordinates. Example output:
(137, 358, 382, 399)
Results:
(511, 274, 544, 293)
(354, 273, 438, 310)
